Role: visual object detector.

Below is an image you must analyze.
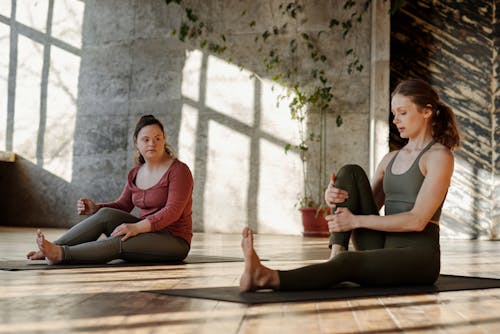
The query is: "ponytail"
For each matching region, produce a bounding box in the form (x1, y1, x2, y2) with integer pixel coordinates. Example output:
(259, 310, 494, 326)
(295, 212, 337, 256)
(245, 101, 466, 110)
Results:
(431, 101, 460, 150)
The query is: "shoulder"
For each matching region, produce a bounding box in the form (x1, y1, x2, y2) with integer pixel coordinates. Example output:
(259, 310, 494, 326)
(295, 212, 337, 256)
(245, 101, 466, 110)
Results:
(425, 142, 454, 163)
(372, 150, 398, 182)
(169, 159, 194, 179)
(378, 150, 399, 172)
(422, 142, 454, 175)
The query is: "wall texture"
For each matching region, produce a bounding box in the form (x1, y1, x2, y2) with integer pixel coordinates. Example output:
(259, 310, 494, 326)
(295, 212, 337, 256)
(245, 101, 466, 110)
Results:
(2, 0, 496, 239)
(390, 0, 499, 238)
(0, 0, 374, 234)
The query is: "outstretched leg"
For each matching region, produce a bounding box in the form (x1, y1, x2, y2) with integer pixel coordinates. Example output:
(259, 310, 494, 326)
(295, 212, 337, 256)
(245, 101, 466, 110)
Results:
(36, 229, 63, 265)
(239, 227, 280, 292)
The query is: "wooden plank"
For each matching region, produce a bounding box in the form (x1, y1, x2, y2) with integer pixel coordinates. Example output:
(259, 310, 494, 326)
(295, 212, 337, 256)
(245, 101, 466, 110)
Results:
(0, 151, 15, 162)
(1, 227, 500, 333)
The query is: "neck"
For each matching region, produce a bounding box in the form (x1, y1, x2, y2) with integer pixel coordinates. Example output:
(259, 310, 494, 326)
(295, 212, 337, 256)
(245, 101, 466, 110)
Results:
(144, 153, 172, 169)
(406, 133, 434, 151)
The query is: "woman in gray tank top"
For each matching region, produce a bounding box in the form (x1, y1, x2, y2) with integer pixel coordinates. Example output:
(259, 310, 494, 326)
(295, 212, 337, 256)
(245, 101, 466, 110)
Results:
(239, 79, 461, 292)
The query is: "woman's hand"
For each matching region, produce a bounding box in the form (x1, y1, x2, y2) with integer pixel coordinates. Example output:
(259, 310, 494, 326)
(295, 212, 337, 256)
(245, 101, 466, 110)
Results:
(326, 207, 357, 232)
(77, 198, 98, 215)
(324, 173, 349, 209)
(111, 223, 140, 242)
(111, 220, 151, 242)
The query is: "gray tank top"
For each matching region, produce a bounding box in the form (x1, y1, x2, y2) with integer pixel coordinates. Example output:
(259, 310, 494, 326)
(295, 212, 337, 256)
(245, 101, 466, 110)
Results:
(383, 140, 443, 221)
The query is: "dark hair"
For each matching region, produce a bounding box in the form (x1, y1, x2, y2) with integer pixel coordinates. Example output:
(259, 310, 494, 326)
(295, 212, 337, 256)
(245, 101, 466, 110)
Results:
(133, 115, 176, 164)
(392, 79, 461, 150)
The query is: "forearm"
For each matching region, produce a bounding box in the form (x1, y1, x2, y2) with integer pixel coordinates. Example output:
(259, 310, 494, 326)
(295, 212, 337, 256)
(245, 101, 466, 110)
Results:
(355, 211, 427, 232)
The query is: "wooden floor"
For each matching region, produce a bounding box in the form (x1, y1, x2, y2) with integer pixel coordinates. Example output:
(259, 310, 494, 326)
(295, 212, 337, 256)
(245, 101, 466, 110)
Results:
(1, 226, 499, 334)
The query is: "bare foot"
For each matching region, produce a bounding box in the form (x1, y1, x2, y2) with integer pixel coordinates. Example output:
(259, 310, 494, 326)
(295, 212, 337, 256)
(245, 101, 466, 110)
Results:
(26, 250, 45, 260)
(239, 227, 279, 292)
(36, 229, 63, 265)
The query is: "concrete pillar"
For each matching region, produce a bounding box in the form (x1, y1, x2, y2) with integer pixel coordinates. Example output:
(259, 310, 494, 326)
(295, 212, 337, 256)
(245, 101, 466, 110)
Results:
(369, 0, 390, 178)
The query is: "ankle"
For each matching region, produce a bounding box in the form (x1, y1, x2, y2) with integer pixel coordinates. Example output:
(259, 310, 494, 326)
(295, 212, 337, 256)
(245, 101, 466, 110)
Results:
(256, 267, 278, 290)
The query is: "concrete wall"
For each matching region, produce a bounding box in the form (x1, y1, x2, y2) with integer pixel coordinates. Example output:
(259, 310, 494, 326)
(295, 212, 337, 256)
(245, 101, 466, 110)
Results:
(0, 0, 378, 234)
(390, 0, 499, 239)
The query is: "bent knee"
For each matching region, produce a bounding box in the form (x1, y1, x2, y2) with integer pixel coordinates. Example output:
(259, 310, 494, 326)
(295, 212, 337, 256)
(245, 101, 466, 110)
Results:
(94, 207, 126, 219)
(337, 164, 364, 177)
(335, 164, 367, 186)
(94, 207, 115, 216)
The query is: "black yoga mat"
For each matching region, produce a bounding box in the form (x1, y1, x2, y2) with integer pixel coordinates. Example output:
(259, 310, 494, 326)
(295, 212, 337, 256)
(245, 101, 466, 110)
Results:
(148, 274, 500, 304)
(0, 255, 244, 271)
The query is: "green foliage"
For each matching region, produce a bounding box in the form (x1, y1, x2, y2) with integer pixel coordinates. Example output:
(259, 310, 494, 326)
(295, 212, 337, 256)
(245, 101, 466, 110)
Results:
(165, 0, 374, 209)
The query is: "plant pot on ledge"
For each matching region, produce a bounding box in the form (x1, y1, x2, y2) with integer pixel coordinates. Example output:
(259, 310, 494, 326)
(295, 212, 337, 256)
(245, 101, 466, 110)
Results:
(300, 207, 330, 237)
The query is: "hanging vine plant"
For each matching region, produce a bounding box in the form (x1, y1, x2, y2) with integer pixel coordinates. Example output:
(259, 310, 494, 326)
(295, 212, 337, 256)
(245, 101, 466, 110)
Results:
(165, 0, 380, 210)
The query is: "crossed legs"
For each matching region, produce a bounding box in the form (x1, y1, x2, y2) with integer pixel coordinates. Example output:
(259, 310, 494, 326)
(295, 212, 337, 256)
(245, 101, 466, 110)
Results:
(26, 208, 190, 264)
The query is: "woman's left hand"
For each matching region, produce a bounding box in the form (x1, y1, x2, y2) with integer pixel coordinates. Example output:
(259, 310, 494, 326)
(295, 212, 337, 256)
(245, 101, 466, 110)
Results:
(326, 207, 357, 232)
(111, 223, 139, 242)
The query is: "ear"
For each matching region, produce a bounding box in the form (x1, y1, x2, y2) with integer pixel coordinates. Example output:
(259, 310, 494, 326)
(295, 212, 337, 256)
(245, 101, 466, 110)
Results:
(423, 104, 433, 119)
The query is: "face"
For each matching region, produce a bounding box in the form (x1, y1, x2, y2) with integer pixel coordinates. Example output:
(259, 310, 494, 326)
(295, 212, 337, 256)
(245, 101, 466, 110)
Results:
(134, 124, 165, 160)
(391, 94, 431, 139)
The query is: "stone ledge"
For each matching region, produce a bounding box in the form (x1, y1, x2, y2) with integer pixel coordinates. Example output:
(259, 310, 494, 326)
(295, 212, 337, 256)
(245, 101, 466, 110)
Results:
(0, 151, 16, 162)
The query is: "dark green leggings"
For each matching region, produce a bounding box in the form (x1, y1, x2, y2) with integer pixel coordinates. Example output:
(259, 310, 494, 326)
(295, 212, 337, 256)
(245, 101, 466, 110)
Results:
(54, 208, 190, 264)
(278, 164, 440, 290)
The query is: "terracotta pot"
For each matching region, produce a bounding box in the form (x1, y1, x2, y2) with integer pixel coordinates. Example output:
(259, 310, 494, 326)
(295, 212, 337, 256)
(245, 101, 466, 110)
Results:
(300, 207, 330, 237)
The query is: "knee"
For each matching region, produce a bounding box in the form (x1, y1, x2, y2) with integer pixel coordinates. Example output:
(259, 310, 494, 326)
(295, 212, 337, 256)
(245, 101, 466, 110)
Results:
(335, 164, 365, 184)
(337, 164, 364, 177)
(93, 207, 118, 219)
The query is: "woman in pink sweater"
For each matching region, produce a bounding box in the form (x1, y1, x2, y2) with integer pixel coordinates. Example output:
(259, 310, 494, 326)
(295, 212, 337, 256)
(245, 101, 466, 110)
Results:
(27, 115, 194, 264)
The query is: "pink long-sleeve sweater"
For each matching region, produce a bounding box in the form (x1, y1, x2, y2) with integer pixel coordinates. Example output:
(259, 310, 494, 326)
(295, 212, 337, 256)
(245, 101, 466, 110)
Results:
(98, 159, 193, 245)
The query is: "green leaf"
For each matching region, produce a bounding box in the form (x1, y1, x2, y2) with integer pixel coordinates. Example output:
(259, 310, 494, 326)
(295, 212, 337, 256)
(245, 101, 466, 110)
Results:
(329, 19, 340, 28)
(343, 0, 355, 9)
(185, 8, 198, 22)
(179, 22, 189, 41)
(336, 115, 343, 127)
(390, 0, 406, 15)
(271, 74, 282, 82)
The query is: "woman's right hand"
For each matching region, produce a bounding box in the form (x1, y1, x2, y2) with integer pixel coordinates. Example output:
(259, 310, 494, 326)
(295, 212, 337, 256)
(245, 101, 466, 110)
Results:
(324, 173, 349, 209)
(77, 198, 98, 215)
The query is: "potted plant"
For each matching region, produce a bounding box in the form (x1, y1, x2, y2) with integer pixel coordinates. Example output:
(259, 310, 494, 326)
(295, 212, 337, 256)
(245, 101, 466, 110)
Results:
(166, 0, 369, 236)
(255, 2, 368, 237)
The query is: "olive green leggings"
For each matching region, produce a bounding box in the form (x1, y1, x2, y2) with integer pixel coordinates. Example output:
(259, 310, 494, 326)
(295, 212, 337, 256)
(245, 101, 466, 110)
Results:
(54, 208, 190, 264)
(278, 164, 440, 290)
